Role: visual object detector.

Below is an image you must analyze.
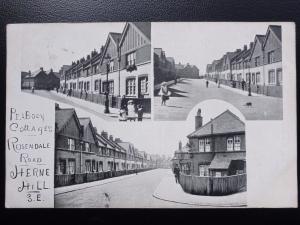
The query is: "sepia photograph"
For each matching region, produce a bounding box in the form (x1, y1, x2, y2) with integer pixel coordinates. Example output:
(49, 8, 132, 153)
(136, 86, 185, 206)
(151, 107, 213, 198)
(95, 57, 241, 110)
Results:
(153, 23, 283, 121)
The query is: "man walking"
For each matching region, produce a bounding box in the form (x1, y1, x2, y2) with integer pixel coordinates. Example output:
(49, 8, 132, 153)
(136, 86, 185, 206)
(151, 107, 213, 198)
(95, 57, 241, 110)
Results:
(174, 165, 180, 183)
(206, 80, 209, 88)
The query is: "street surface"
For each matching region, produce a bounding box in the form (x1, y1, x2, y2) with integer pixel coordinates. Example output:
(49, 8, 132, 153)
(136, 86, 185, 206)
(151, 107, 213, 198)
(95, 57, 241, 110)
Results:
(154, 78, 283, 121)
(55, 169, 201, 208)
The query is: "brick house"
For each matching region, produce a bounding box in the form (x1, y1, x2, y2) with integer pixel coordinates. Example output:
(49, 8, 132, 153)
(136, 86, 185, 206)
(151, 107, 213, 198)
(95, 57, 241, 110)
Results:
(55, 106, 99, 175)
(154, 48, 176, 85)
(172, 109, 246, 177)
(175, 63, 200, 79)
(21, 67, 49, 89)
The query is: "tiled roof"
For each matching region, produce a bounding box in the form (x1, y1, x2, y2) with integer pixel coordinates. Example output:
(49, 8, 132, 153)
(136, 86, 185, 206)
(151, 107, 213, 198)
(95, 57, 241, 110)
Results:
(188, 110, 245, 138)
(208, 152, 246, 169)
(175, 63, 185, 70)
(55, 108, 78, 133)
(269, 25, 281, 41)
(166, 57, 175, 64)
(96, 134, 115, 149)
(133, 22, 151, 40)
(25, 68, 45, 78)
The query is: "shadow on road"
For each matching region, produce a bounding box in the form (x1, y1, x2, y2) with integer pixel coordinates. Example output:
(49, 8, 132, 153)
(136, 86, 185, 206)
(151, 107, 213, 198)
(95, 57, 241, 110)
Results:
(165, 105, 183, 108)
(168, 87, 188, 97)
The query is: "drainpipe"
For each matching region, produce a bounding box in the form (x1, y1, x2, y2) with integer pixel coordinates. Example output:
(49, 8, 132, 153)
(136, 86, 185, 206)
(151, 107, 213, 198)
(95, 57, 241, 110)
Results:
(117, 38, 121, 97)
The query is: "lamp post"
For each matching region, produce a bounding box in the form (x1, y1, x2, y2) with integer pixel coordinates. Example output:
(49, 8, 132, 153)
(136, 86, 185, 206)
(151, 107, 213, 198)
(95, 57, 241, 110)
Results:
(104, 54, 111, 113)
(248, 60, 252, 96)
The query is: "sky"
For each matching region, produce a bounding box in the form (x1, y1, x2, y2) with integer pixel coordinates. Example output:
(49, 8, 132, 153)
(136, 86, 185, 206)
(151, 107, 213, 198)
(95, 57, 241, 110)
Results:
(19, 22, 125, 72)
(152, 22, 282, 74)
(58, 99, 245, 158)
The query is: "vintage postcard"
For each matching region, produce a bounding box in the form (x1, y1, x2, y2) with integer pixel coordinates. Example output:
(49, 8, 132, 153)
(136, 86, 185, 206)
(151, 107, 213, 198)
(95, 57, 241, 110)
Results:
(5, 22, 297, 208)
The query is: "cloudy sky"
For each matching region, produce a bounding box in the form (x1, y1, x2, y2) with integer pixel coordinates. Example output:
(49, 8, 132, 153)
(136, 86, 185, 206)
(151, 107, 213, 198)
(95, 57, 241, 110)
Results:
(152, 22, 282, 74)
(18, 22, 125, 72)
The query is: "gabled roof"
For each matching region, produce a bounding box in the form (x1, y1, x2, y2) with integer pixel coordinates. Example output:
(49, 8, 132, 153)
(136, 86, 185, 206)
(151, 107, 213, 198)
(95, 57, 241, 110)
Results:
(166, 57, 175, 64)
(55, 108, 81, 134)
(78, 117, 98, 143)
(117, 142, 135, 154)
(263, 25, 282, 48)
(24, 68, 46, 78)
(154, 48, 163, 56)
(96, 133, 115, 149)
(188, 110, 245, 138)
(109, 32, 122, 45)
(249, 34, 265, 60)
(131, 22, 151, 41)
(175, 64, 185, 70)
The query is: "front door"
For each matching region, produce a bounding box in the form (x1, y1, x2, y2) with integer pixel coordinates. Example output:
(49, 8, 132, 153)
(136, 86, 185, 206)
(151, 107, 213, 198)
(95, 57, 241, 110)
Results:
(138, 76, 148, 98)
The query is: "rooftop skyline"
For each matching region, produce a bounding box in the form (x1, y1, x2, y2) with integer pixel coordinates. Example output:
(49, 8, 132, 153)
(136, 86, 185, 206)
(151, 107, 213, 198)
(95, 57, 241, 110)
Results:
(152, 22, 282, 74)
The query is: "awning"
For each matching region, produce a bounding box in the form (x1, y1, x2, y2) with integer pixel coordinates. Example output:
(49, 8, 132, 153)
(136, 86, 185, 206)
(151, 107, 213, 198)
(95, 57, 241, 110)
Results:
(209, 153, 245, 170)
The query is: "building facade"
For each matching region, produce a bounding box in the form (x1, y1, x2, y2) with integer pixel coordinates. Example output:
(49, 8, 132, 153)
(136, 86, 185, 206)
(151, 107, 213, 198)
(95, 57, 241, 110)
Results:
(55, 104, 162, 187)
(154, 48, 176, 85)
(206, 25, 282, 97)
(175, 62, 200, 79)
(61, 22, 151, 112)
(172, 109, 246, 177)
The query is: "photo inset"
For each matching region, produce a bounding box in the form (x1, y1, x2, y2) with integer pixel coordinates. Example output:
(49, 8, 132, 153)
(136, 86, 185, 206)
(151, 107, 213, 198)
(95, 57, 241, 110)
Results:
(153, 23, 283, 121)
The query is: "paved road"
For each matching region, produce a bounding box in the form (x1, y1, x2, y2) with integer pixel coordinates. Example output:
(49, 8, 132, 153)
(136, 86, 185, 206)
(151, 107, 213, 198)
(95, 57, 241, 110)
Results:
(154, 78, 283, 121)
(55, 169, 199, 208)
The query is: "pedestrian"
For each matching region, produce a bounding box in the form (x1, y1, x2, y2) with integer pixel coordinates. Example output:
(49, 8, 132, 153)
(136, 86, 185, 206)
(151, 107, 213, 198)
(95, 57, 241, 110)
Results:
(174, 75, 177, 85)
(31, 86, 35, 93)
(241, 79, 246, 91)
(218, 79, 221, 88)
(80, 89, 83, 99)
(85, 89, 88, 100)
(69, 88, 73, 97)
(206, 80, 209, 88)
(135, 168, 138, 175)
(118, 109, 127, 121)
(174, 165, 180, 183)
(137, 104, 144, 121)
(127, 100, 136, 121)
(159, 82, 170, 106)
(103, 192, 110, 208)
(120, 95, 128, 113)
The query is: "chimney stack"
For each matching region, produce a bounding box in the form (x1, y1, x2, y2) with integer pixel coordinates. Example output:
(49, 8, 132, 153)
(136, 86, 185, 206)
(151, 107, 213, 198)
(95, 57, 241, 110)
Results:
(115, 138, 122, 143)
(93, 126, 97, 134)
(250, 42, 254, 49)
(195, 108, 203, 130)
(40, 67, 43, 71)
(179, 141, 182, 152)
(109, 135, 114, 141)
(243, 45, 247, 51)
(55, 103, 60, 110)
(101, 131, 108, 139)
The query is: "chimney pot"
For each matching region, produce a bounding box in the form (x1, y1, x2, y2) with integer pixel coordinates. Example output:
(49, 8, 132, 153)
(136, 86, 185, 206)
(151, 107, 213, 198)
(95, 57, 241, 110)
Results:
(179, 141, 182, 151)
(244, 45, 247, 51)
(40, 67, 43, 71)
(101, 131, 108, 139)
(109, 135, 114, 141)
(195, 108, 203, 130)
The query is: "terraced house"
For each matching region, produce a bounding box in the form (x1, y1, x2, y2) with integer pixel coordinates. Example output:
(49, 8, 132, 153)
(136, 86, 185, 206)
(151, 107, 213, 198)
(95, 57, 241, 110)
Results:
(61, 22, 151, 112)
(206, 25, 282, 97)
(54, 104, 157, 187)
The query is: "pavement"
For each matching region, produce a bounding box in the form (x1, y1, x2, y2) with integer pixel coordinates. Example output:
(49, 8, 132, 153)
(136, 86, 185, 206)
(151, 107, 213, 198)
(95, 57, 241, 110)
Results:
(23, 90, 151, 121)
(154, 78, 283, 121)
(55, 168, 246, 208)
(153, 174, 247, 207)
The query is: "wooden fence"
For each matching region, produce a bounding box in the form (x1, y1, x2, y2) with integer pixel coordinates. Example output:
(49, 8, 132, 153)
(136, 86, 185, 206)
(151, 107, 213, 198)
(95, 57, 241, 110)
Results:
(55, 168, 153, 187)
(179, 173, 246, 196)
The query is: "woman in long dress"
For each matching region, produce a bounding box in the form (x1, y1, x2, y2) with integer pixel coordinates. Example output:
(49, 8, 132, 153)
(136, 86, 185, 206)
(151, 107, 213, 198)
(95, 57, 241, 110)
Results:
(159, 82, 170, 106)
(127, 100, 136, 121)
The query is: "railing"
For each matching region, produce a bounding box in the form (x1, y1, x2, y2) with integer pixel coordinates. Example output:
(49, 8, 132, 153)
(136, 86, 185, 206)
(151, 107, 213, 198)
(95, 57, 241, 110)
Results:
(59, 89, 151, 113)
(205, 76, 282, 98)
(179, 173, 246, 196)
(55, 168, 154, 187)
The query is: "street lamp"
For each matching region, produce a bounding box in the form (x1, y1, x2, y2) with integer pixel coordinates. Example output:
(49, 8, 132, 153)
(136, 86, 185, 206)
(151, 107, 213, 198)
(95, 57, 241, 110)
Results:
(248, 60, 252, 96)
(104, 54, 111, 113)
